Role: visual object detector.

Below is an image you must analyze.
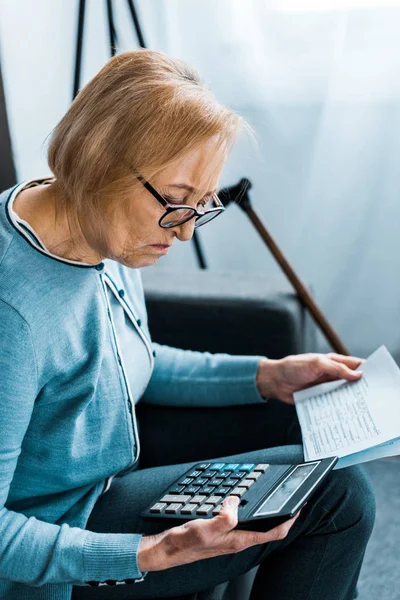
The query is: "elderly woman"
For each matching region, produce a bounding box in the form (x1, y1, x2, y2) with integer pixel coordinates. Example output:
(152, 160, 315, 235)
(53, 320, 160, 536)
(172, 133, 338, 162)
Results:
(0, 50, 374, 600)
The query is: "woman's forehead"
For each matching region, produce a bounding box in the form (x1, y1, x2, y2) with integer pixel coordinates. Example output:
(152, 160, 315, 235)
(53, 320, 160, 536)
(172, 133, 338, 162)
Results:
(158, 141, 226, 191)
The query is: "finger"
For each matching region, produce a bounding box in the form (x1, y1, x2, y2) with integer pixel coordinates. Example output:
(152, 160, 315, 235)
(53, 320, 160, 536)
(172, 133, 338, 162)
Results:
(220, 495, 240, 515)
(333, 362, 363, 380)
(260, 513, 301, 543)
(206, 496, 240, 534)
(195, 511, 301, 557)
(319, 357, 363, 381)
(231, 514, 301, 550)
(326, 353, 365, 369)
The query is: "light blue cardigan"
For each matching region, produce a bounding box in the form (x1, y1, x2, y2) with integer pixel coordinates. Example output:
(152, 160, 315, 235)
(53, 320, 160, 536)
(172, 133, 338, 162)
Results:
(0, 181, 265, 600)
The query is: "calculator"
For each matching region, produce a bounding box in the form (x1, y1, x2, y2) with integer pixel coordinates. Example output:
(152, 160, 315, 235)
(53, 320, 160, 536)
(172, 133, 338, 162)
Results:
(141, 457, 338, 532)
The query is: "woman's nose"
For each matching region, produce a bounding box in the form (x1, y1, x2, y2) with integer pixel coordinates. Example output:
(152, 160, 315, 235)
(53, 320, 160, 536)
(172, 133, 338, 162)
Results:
(174, 218, 196, 242)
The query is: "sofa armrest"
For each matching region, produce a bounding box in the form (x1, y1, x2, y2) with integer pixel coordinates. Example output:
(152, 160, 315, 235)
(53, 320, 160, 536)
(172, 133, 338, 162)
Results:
(142, 269, 316, 359)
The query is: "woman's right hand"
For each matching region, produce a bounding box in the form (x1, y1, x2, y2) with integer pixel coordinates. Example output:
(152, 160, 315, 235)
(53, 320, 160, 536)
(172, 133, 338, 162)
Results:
(137, 495, 300, 573)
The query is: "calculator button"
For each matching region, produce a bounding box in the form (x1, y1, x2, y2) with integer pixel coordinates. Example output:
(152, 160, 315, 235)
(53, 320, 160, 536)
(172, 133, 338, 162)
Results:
(188, 470, 202, 479)
(169, 486, 186, 494)
(185, 486, 200, 495)
(230, 472, 245, 480)
(223, 479, 238, 487)
(231, 487, 247, 497)
(199, 486, 216, 495)
(223, 464, 240, 471)
(213, 487, 228, 496)
(197, 463, 211, 470)
(209, 477, 224, 487)
(218, 488, 234, 497)
(204, 496, 221, 505)
(160, 494, 191, 504)
(181, 503, 198, 514)
(178, 477, 194, 486)
(202, 470, 218, 478)
(254, 464, 270, 472)
(194, 478, 208, 486)
(149, 502, 167, 513)
(212, 505, 223, 515)
(197, 504, 214, 515)
(219, 486, 235, 494)
(191, 495, 207, 504)
(247, 471, 262, 481)
(209, 463, 225, 471)
(165, 503, 183, 513)
(238, 464, 255, 471)
(240, 479, 255, 488)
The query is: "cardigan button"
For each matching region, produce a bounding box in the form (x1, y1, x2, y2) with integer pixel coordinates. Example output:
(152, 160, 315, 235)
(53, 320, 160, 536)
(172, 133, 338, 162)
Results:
(95, 262, 105, 271)
(118, 289, 125, 297)
(137, 318, 142, 327)
(152, 350, 157, 358)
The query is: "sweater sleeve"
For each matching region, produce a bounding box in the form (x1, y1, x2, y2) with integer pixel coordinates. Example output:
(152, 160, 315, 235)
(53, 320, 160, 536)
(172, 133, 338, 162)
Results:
(141, 342, 266, 407)
(0, 300, 146, 586)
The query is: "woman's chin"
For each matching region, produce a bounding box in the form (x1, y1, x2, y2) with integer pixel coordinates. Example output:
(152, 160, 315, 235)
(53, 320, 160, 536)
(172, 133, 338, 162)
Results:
(118, 255, 163, 269)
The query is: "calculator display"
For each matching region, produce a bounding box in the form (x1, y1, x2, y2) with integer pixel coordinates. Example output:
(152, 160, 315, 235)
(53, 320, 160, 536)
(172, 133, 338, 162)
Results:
(254, 462, 318, 516)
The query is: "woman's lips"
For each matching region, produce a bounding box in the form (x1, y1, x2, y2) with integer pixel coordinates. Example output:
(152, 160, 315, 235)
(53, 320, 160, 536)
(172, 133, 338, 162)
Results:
(151, 244, 171, 253)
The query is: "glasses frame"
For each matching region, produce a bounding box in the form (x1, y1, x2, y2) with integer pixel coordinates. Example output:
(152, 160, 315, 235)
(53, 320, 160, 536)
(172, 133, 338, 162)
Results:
(137, 175, 225, 229)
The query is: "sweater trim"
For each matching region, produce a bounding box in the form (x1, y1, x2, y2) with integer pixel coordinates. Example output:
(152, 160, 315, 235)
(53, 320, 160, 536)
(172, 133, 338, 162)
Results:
(4, 178, 102, 270)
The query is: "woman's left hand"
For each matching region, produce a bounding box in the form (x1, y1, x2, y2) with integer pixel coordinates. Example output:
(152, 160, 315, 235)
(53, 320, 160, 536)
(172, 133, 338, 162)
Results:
(256, 353, 365, 405)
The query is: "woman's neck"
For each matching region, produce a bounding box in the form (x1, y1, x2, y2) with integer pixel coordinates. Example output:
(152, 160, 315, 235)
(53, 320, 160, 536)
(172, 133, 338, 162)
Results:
(13, 181, 103, 264)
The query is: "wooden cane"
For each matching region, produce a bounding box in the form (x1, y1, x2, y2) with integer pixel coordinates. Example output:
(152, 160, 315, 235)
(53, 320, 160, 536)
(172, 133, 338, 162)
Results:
(221, 179, 350, 356)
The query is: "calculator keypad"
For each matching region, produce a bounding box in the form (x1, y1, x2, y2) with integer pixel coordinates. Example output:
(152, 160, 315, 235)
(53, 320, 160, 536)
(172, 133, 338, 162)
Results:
(148, 462, 270, 518)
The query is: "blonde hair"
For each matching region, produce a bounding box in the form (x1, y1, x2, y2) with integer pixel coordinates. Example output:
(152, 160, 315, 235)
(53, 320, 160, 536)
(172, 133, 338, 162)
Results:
(47, 49, 243, 210)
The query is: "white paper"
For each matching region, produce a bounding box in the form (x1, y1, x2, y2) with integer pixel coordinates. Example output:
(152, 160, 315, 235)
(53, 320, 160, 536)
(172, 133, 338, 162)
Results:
(336, 437, 400, 469)
(294, 346, 400, 466)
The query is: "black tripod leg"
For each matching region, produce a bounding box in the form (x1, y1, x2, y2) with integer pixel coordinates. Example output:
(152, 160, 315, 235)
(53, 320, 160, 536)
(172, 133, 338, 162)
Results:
(126, 0, 147, 48)
(73, 0, 86, 99)
(193, 230, 207, 269)
(106, 0, 118, 57)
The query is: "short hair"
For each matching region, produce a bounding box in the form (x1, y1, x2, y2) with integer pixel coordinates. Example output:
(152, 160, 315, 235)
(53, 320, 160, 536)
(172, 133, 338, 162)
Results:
(47, 49, 243, 210)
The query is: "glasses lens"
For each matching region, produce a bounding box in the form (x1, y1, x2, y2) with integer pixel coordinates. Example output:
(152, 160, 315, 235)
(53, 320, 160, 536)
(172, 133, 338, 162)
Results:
(160, 207, 196, 228)
(195, 210, 222, 228)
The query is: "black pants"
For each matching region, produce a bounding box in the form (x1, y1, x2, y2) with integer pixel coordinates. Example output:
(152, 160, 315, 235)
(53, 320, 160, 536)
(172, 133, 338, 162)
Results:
(72, 400, 376, 599)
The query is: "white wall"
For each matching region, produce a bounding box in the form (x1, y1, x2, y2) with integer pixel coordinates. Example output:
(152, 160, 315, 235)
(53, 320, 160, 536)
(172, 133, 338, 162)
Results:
(1, 0, 400, 361)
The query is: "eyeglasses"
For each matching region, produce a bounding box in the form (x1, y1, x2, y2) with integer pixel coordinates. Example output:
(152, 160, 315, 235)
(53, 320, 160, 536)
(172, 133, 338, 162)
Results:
(137, 175, 225, 229)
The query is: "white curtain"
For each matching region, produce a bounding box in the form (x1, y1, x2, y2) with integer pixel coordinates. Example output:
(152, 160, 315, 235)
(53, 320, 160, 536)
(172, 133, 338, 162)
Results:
(1, 0, 400, 360)
(139, 0, 400, 361)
